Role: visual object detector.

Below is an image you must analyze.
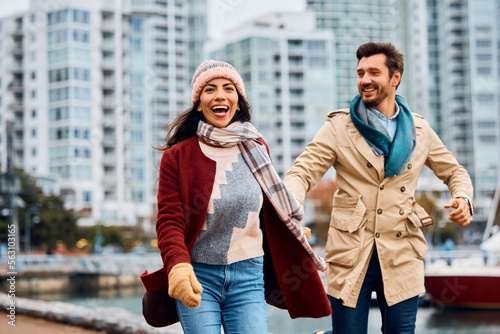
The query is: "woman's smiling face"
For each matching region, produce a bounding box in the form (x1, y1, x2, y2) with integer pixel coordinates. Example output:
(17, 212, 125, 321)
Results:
(198, 78, 239, 128)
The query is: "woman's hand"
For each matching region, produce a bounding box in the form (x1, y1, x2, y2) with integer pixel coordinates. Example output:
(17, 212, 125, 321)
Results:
(168, 263, 203, 308)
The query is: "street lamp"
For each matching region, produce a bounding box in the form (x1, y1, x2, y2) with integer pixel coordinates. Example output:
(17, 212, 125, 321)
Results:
(25, 206, 40, 255)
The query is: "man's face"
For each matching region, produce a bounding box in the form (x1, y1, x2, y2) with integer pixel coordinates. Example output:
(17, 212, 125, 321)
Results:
(357, 54, 400, 109)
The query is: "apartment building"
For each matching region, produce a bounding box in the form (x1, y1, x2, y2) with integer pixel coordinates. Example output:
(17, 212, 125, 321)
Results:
(427, 0, 500, 220)
(208, 11, 336, 176)
(0, 0, 206, 228)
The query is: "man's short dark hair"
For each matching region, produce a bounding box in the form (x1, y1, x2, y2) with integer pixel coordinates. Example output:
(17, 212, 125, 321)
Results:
(356, 42, 404, 79)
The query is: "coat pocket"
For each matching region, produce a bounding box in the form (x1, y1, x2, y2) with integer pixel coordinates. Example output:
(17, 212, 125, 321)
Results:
(325, 195, 367, 267)
(406, 212, 428, 259)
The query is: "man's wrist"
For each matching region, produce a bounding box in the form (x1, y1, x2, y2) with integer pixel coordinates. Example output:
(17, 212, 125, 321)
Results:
(459, 197, 473, 216)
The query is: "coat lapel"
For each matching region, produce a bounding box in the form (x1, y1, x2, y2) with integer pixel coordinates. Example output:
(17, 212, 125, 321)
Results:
(346, 121, 385, 182)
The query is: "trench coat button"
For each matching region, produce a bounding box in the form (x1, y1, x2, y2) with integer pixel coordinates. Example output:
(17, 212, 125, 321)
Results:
(380, 185, 384, 190)
(396, 232, 402, 238)
(400, 186, 406, 192)
(407, 164, 412, 170)
(399, 209, 404, 215)
(375, 232, 380, 238)
(377, 209, 383, 214)
(367, 162, 373, 168)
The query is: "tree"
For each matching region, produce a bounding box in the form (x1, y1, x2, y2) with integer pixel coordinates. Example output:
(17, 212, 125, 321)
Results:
(0, 168, 79, 253)
(31, 195, 79, 251)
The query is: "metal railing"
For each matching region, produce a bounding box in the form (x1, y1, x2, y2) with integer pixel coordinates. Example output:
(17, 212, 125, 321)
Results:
(0, 253, 163, 276)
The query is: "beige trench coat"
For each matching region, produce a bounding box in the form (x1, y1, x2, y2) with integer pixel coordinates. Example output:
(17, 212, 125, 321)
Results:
(284, 109, 473, 307)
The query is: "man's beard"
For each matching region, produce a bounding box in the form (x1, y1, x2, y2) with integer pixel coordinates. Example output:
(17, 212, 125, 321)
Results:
(360, 87, 389, 109)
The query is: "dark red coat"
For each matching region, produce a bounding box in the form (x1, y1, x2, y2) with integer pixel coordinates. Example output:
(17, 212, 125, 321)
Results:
(144, 136, 331, 326)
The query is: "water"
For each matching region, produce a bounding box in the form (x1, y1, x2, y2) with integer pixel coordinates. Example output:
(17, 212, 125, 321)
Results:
(37, 290, 500, 334)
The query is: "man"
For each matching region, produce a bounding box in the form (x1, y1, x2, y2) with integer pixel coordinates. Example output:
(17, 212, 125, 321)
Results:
(283, 42, 473, 334)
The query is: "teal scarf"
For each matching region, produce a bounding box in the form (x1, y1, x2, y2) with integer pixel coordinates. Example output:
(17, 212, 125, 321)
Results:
(349, 95, 416, 177)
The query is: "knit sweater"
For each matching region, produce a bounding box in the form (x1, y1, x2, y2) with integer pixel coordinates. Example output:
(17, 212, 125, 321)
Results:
(190, 141, 264, 264)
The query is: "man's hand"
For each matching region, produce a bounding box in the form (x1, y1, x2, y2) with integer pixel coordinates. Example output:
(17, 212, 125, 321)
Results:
(444, 198, 472, 226)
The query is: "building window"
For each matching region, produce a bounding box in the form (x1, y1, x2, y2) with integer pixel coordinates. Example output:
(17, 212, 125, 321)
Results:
(131, 37, 143, 51)
(73, 10, 90, 24)
(73, 67, 90, 81)
(307, 40, 326, 50)
(131, 130, 144, 142)
(309, 56, 326, 67)
(477, 121, 495, 128)
(477, 67, 491, 75)
(476, 26, 492, 34)
(476, 93, 494, 101)
(49, 87, 70, 102)
(31, 71, 36, 80)
(476, 40, 492, 48)
(48, 9, 70, 25)
(48, 29, 69, 44)
(479, 135, 496, 143)
(30, 51, 36, 62)
(73, 29, 90, 43)
(32, 148, 37, 156)
(49, 68, 69, 82)
(83, 191, 92, 203)
(476, 54, 492, 61)
(73, 87, 91, 100)
(32, 109, 37, 118)
(31, 90, 36, 99)
(132, 168, 144, 180)
(131, 17, 144, 32)
(32, 128, 37, 137)
(132, 191, 145, 202)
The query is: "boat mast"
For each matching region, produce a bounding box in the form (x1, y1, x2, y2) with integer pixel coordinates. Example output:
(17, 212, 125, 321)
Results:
(483, 177, 500, 242)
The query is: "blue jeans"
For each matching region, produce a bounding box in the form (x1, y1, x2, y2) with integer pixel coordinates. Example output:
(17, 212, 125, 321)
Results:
(324, 248, 419, 334)
(175, 256, 267, 334)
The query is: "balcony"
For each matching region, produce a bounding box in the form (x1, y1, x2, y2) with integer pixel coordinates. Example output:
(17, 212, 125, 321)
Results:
(123, 0, 156, 16)
(102, 134, 116, 147)
(10, 62, 24, 73)
(102, 96, 116, 108)
(103, 173, 117, 186)
(102, 78, 116, 89)
(101, 20, 115, 32)
(10, 27, 23, 37)
(288, 64, 304, 73)
(288, 79, 304, 89)
(287, 48, 303, 56)
(8, 80, 23, 92)
(9, 102, 23, 111)
(155, 67, 170, 77)
(101, 57, 116, 70)
(8, 45, 23, 55)
(102, 154, 116, 166)
(102, 114, 116, 127)
(101, 39, 115, 51)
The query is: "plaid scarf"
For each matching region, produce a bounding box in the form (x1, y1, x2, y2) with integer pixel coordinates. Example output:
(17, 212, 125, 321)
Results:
(350, 95, 416, 177)
(197, 121, 327, 272)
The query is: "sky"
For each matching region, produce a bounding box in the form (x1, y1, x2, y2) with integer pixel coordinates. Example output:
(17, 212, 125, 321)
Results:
(0, 0, 306, 39)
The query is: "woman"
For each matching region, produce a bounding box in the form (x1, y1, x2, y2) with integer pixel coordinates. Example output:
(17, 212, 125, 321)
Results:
(154, 60, 331, 333)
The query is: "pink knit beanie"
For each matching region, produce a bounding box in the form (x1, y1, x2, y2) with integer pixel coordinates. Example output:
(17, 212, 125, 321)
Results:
(191, 60, 246, 106)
